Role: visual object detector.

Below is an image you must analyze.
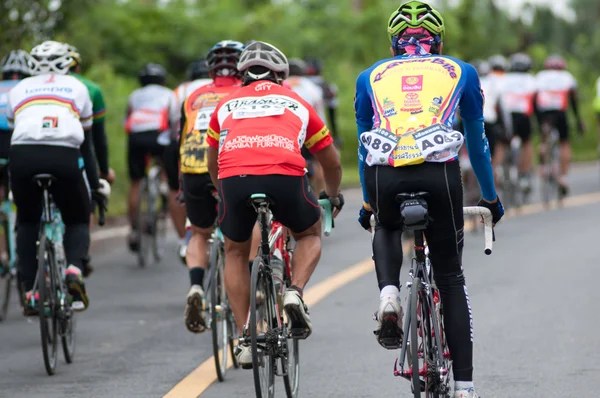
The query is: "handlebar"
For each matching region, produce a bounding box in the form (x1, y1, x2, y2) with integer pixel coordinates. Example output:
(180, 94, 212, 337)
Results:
(94, 195, 106, 226)
(463, 206, 494, 255)
(318, 199, 333, 236)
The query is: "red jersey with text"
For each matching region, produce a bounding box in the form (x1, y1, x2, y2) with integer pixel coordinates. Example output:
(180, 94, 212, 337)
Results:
(206, 81, 333, 179)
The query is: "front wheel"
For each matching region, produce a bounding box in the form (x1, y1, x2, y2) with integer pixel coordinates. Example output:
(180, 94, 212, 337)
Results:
(210, 241, 229, 382)
(37, 232, 58, 375)
(250, 257, 276, 398)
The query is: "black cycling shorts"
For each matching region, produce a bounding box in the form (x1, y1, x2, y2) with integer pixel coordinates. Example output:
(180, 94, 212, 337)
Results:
(127, 131, 165, 181)
(183, 173, 217, 229)
(511, 113, 532, 143)
(484, 122, 506, 158)
(163, 139, 180, 191)
(539, 110, 569, 142)
(218, 174, 321, 243)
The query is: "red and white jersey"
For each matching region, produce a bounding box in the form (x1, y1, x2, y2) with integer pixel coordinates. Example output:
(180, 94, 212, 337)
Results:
(535, 70, 576, 112)
(7, 73, 92, 148)
(125, 84, 173, 134)
(500, 72, 537, 116)
(286, 76, 327, 122)
(168, 78, 212, 129)
(207, 80, 333, 179)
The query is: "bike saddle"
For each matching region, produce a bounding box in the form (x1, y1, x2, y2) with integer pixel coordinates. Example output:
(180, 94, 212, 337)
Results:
(246, 193, 277, 208)
(32, 174, 57, 188)
(395, 191, 430, 203)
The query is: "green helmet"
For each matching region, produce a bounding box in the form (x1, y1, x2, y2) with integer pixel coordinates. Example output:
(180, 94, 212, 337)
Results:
(387, 1, 445, 43)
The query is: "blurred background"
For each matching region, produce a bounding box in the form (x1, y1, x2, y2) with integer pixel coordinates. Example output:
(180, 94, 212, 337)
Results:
(2, 0, 598, 213)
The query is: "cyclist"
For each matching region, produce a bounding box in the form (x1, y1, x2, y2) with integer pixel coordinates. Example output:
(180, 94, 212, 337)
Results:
(179, 40, 245, 333)
(206, 41, 344, 367)
(167, 58, 213, 262)
(482, 55, 508, 181)
(125, 63, 173, 251)
(354, 3, 503, 397)
(304, 56, 341, 147)
(65, 44, 114, 277)
(1, 50, 32, 199)
(288, 58, 327, 193)
(535, 54, 585, 196)
(6, 41, 110, 314)
(499, 53, 537, 194)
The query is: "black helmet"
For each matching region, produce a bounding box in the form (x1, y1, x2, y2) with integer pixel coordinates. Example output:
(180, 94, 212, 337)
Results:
(186, 58, 209, 80)
(206, 40, 245, 77)
(139, 63, 166, 86)
(509, 53, 532, 73)
(304, 56, 322, 76)
(288, 58, 308, 77)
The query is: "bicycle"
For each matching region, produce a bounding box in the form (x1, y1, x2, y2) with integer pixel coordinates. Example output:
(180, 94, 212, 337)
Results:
(0, 186, 21, 322)
(240, 194, 333, 398)
(539, 121, 561, 205)
(202, 185, 240, 381)
(384, 192, 493, 397)
(136, 156, 167, 267)
(500, 135, 528, 209)
(30, 174, 106, 375)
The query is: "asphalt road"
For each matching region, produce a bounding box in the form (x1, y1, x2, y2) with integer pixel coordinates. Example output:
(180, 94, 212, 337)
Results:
(0, 163, 599, 398)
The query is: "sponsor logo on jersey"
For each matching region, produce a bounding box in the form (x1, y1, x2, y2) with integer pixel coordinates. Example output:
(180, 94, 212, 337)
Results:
(404, 92, 422, 108)
(402, 75, 423, 92)
(429, 96, 443, 115)
(382, 97, 397, 117)
(42, 116, 58, 128)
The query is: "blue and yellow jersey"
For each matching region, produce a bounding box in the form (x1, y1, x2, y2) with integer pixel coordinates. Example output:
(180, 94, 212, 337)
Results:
(0, 80, 20, 131)
(355, 54, 497, 202)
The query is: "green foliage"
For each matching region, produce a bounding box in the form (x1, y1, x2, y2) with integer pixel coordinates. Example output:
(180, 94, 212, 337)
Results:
(3, 0, 600, 213)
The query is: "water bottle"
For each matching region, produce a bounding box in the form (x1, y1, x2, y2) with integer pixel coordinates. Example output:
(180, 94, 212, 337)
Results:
(271, 248, 284, 294)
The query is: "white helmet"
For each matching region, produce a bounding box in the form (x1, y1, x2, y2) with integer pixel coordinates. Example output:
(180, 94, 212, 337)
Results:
(1, 50, 32, 76)
(238, 41, 289, 81)
(29, 41, 74, 75)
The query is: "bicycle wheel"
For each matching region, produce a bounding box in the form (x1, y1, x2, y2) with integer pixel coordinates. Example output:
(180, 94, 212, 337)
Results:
(283, 336, 300, 398)
(37, 231, 58, 375)
(0, 219, 11, 322)
(61, 308, 76, 364)
(250, 257, 276, 398)
(210, 240, 229, 382)
(410, 277, 422, 398)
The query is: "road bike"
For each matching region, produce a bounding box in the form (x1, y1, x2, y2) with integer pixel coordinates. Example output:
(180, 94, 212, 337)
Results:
(0, 184, 21, 322)
(383, 192, 494, 397)
(241, 194, 333, 398)
(135, 156, 168, 267)
(539, 121, 562, 205)
(31, 174, 106, 375)
(501, 135, 529, 209)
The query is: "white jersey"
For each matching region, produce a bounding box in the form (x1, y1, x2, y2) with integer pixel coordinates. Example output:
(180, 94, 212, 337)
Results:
(535, 70, 576, 112)
(499, 72, 537, 116)
(125, 84, 173, 134)
(7, 74, 92, 148)
(480, 72, 505, 124)
(286, 76, 327, 122)
(168, 78, 212, 129)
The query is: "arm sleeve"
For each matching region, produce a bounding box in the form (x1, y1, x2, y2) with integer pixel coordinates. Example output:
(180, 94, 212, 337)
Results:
(354, 70, 374, 204)
(91, 120, 109, 175)
(460, 63, 497, 201)
(81, 128, 100, 190)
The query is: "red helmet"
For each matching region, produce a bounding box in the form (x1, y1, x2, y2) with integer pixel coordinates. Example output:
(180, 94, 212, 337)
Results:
(544, 55, 567, 70)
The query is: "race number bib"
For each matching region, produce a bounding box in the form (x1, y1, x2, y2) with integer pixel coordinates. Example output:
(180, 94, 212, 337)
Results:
(232, 105, 285, 119)
(412, 124, 464, 163)
(194, 106, 216, 131)
(360, 128, 399, 166)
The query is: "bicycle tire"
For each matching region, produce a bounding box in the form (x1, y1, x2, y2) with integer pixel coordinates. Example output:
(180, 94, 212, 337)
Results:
(250, 256, 276, 398)
(210, 240, 228, 382)
(410, 277, 421, 398)
(136, 178, 151, 267)
(149, 172, 163, 263)
(37, 232, 58, 375)
(0, 219, 11, 322)
(61, 310, 76, 364)
(283, 337, 300, 398)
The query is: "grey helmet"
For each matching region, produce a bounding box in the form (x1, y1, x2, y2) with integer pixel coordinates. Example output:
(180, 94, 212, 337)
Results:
(237, 41, 289, 81)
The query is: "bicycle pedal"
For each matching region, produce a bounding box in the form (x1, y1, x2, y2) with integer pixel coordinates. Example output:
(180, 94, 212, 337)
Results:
(289, 327, 309, 339)
(375, 316, 403, 350)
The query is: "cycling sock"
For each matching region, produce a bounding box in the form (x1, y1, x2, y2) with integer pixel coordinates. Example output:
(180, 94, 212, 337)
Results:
(454, 381, 474, 390)
(189, 267, 205, 287)
(289, 285, 304, 297)
(380, 285, 400, 300)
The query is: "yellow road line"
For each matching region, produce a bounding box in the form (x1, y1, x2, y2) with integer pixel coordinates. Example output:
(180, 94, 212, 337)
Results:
(164, 190, 600, 398)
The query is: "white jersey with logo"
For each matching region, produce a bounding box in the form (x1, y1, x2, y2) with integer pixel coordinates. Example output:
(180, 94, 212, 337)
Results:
(125, 84, 173, 134)
(480, 72, 505, 124)
(286, 76, 327, 122)
(7, 74, 92, 148)
(535, 69, 576, 112)
(500, 72, 537, 116)
(168, 78, 212, 129)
